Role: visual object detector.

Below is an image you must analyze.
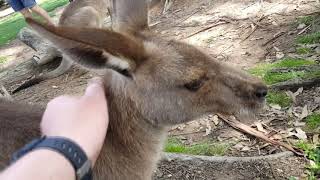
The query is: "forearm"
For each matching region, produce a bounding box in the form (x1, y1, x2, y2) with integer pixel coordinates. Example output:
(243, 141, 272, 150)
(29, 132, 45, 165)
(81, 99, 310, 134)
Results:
(0, 149, 75, 180)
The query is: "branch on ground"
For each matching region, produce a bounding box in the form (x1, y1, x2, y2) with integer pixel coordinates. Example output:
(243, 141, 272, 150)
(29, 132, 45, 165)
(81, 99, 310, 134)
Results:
(269, 65, 320, 73)
(270, 77, 320, 91)
(217, 114, 304, 156)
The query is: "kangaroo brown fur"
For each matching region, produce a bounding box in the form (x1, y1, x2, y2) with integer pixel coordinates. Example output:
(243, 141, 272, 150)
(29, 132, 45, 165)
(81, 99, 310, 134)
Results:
(0, 0, 268, 179)
(12, 0, 110, 94)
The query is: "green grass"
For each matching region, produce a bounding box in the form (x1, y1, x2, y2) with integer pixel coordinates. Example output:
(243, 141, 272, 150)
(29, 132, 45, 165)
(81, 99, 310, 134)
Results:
(296, 141, 320, 179)
(305, 113, 320, 131)
(0, 56, 8, 64)
(249, 58, 316, 85)
(296, 32, 320, 44)
(266, 91, 292, 108)
(297, 47, 313, 54)
(264, 71, 305, 85)
(0, 0, 68, 46)
(164, 138, 229, 156)
(297, 16, 315, 26)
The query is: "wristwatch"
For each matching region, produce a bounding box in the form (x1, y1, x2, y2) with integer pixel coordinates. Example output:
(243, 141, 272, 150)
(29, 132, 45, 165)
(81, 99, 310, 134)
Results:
(11, 136, 93, 180)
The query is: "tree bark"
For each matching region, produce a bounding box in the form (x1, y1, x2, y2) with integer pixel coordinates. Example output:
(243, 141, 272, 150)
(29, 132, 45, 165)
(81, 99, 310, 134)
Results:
(17, 27, 62, 65)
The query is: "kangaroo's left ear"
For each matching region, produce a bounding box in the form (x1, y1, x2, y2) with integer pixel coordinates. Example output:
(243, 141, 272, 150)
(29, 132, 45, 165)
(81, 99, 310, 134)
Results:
(26, 18, 147, 76)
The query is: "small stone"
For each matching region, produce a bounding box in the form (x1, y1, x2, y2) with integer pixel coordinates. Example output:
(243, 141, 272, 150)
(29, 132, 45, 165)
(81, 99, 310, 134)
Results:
(297, 23, 306, 30)
(241, 146, 250, 151)
(52, 86, 58, 89)
(315, 46, 320, 54)
(276, 51, 285, 59)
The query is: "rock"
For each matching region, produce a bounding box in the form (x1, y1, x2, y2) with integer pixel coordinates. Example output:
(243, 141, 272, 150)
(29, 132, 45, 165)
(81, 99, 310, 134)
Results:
(297, 23, 306, 30)
(18, 27, 62, 66)
(315, 46, 320, 54)
(276, 51, 285, 59)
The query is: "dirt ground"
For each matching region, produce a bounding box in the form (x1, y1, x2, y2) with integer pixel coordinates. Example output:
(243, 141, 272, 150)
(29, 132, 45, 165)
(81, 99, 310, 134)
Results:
(0, 0, 319, 179)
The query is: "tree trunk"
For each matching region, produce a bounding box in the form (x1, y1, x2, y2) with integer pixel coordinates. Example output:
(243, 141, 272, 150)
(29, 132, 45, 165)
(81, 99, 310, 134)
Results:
(17, 27, 62, 65)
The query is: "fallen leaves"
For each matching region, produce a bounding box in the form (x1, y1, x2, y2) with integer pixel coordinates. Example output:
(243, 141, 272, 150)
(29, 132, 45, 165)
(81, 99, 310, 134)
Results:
(217, 114, 304, 156)
(299, 105, 309, 120)
(288, 128, 308, 140)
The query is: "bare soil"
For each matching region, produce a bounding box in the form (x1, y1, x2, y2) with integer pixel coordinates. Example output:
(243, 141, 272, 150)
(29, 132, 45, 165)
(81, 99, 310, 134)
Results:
(0, 0, 319, 179)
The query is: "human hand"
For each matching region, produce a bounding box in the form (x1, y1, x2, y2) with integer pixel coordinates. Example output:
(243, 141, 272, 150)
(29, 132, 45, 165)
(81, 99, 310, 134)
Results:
(41, 77, 109, 165)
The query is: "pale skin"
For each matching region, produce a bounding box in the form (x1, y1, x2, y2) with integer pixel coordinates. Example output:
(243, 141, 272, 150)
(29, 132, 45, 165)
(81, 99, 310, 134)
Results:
(20, 5, 54, 25)
(0, 77, 109, 180)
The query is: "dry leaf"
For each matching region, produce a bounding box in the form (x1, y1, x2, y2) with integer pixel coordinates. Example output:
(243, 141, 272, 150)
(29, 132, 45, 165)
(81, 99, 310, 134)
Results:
(177, 124, 186, 131)
(294, 121, 306, 127)
(299, 105, 309, 120)
(286, 88, 303, 104)
(204, 120, 212, 136)
(233, 143, 245, 150)
(286, 91, 296, 103)
(271, 134, 283, 140)
(212, 115, 220, 125)
(287, 107, 293, 117)
(270, 104, 281, 110)
(294, 87, 303, 96)
(254, 122, 267, 134)
(241, 146, 251, 151)
(295, 128, 307, 140)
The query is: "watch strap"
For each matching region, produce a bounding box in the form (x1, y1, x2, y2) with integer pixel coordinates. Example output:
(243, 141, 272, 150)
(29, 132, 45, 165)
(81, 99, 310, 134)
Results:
(11, 136, 92, 180)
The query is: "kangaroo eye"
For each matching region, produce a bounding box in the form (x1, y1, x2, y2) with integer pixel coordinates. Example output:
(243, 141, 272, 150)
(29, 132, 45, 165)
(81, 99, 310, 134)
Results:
(184, 80, 203, 91)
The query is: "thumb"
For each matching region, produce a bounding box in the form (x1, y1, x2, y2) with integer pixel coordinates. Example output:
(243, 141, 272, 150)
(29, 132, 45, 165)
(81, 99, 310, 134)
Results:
(82, 77, 106, 102)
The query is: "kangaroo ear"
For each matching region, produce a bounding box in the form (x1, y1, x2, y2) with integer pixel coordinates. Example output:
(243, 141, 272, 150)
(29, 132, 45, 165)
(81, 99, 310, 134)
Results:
(26, 18, 146, 76)
(110, 0, 149, 33)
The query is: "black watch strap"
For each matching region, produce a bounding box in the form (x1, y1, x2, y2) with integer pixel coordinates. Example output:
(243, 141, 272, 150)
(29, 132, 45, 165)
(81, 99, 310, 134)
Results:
(11, 136, 92, 180)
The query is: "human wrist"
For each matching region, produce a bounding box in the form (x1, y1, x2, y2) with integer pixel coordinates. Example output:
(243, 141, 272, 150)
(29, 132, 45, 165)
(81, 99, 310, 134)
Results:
(5, 149, 75, 180)
(45, 135, 98, 165)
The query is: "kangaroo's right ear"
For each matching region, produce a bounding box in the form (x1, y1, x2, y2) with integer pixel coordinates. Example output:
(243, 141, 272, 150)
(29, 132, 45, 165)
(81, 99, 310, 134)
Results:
(26, 18, 146, 76)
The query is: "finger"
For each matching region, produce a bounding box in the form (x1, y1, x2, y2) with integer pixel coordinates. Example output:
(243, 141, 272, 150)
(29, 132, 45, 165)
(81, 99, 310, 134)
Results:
(82, 77, 106, 102)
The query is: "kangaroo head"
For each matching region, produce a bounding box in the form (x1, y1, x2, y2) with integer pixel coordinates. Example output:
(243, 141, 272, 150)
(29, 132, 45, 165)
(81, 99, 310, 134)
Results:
(25, 1, 266, 126)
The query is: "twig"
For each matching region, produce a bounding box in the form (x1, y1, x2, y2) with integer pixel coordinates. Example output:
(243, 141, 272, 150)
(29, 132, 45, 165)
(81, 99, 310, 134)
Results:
(241, 15, 267, 42)
(262, 31, 285, 46)
(183, 21, 229, 39)
(0, 85, 12, 100)
(297, 24, 311, 35)
(241, 24, 257, 42)
(217, 114, 304, 156)
(174, 8, 202, 26)
(270, 77, 320, 91)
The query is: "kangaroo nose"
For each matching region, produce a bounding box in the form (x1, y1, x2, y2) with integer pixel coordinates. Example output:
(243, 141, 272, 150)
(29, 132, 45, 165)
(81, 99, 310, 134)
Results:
(255, 86, 268, 99)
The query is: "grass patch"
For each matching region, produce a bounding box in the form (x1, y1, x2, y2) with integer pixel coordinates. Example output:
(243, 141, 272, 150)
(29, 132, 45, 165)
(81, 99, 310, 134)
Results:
(249, 58, 315, 85)
(164, 138, 229, 156)
(266, 91, 292, 108)
(297, 47, 313, 54)
(264, 71, 305, 84)
(296, 32, 320, 44)
(305, 113, 320, 131)
(296, 141, 320, 179)
(0, 0, 68, 46)
(297, 16, 315, 26)
(0, 56, 8, 64)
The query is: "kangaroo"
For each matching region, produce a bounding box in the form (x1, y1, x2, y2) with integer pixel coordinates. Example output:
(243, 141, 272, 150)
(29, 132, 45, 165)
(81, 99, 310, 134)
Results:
(12, 0, 110, 94)
(0, 0, 268, 179)
(12, 0, 164, 94)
